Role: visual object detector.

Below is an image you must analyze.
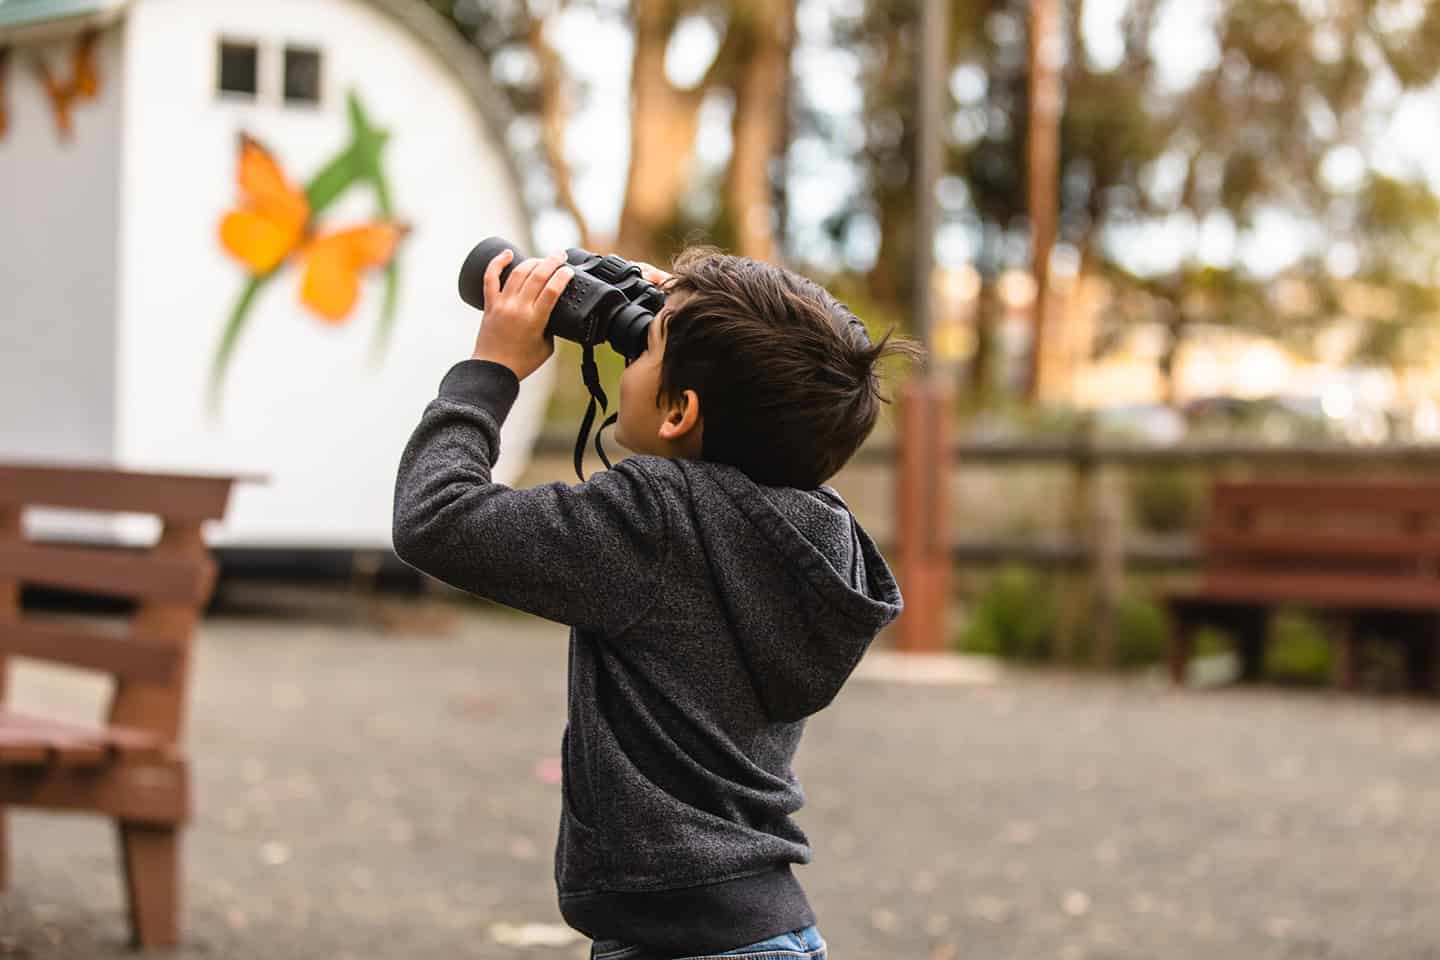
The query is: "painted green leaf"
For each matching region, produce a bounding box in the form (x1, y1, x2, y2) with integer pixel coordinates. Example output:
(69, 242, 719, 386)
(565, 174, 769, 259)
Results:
(206, 272, 270, 419)
(305, 147, 362, 215)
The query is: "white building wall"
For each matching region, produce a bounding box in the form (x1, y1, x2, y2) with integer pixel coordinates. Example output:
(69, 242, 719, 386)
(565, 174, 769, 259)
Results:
(0, 25, 125, 466)
(116, 0, 544, 548)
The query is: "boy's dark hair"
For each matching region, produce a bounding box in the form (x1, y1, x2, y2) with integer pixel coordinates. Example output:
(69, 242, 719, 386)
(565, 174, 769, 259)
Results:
(656, 248, 927, 489)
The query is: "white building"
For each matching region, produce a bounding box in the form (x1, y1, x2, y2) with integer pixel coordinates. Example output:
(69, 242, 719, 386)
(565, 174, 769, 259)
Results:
(0, 0, 548, 568)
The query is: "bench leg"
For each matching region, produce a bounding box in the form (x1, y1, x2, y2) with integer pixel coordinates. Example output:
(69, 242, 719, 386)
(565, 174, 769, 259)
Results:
(1405, 619, 1436, 694)
(119, 821, 180, 947)
(1235, 609, 1267, 683)
(1330, 615, 1359, 691)
(1168, 611, 1193, 686)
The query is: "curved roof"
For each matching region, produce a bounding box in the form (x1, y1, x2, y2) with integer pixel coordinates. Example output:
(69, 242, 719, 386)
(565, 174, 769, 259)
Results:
(0, 0, 536, 252)
(0, 0, 126, 39)
(353, 0, 537, 253)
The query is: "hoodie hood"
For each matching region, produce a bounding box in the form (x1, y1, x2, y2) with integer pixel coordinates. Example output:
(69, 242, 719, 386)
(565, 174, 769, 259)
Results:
(675, 459, 904, 722)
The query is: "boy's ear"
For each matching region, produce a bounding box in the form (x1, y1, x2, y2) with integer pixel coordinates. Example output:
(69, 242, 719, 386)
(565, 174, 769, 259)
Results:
(658, 389, 702, 441)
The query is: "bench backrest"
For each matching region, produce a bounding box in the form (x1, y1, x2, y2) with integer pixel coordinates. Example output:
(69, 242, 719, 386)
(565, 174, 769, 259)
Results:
(1204, 476, 1440, 583)
(0, 463, 250, 742)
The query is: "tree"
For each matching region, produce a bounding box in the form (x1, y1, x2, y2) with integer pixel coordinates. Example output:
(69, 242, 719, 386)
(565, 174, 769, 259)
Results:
(619, 0, 797, 264)
(425, 0, 803, 425)
(819, 0, 1440, 409)
(428, 0, 797, 266)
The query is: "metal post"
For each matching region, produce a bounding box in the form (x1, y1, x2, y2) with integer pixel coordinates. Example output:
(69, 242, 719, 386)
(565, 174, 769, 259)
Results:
(894, 0, 950, 653)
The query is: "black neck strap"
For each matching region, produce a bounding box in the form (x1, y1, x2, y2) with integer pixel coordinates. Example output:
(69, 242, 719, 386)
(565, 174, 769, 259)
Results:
(574, 341, 617, 481)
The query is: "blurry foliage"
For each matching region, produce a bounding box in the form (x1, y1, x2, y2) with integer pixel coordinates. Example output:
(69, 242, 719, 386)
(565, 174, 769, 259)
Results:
(427, 0, 794, 265)
(1111, 588, 1167, 668)
(957, 564, 1057, 660)
(817, 0, 1440, 406)
(956, 571, 1336, 683)
(1126, 467, 1205, 534)
(1192, 625, 1229, 659)
(1265, 609, 1333, 686)
(958, 399, 1090, 439)
(957, 568, 1174, 669)
(428, 0, 1440, 429)
(426, 0, 799, 431)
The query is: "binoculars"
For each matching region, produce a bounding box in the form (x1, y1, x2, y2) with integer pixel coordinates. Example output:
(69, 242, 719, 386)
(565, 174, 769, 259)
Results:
(458, 237, 669, 480)
(459, 237, 666, 362)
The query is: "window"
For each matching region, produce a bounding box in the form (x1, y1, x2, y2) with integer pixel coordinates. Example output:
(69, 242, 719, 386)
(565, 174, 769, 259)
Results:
(284, 46, 322, 105)
(217, 41, 258, 97)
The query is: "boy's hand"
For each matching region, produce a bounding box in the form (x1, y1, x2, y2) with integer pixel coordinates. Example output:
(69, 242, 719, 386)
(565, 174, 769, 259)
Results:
(471, 250, 574, 381)
(636, 262, 673, 289)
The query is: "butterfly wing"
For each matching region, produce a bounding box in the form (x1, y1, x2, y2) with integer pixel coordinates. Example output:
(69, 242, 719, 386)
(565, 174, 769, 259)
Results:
(72, 31, 99, 99)
(33, 58, 73, 138)
(299, 223, 409, 323)
(0, 48, 10, 140)
(219, 134, 309, 274)
(220, 210, 303, 275)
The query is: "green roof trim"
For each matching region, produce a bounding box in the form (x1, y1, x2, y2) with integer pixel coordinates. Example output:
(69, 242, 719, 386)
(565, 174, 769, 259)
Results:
(0, 0, 127, 30)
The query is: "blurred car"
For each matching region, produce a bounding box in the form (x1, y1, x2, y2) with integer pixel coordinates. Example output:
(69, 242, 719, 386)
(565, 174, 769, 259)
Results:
(1182, 394, 1338, 442)
(1090, 403, 1187, 444)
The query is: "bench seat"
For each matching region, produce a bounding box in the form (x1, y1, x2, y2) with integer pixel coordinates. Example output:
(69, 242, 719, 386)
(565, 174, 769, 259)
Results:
(1168, 573, 1440, 612)
(1165, 476, 1440, 692)
(0, 711, 168, 766)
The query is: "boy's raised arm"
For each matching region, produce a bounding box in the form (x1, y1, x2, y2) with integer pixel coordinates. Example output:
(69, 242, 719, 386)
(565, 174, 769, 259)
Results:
(392, 358, 668, 636)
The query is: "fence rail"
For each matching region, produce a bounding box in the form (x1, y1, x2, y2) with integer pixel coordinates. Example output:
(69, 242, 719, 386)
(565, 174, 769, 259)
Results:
(535, 431, 1440, 467)
(534, 429, 1440, 661)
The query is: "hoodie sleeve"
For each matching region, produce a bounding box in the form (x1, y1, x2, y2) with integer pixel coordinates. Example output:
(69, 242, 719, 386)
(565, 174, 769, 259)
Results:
(392, 359, 668, 636)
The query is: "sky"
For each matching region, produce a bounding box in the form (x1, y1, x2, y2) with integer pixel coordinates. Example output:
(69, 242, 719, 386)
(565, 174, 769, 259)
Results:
(524, 0, 1440, 279)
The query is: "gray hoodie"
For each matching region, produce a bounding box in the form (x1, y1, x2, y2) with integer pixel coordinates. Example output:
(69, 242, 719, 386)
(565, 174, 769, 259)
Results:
(392, 359, 903, 954)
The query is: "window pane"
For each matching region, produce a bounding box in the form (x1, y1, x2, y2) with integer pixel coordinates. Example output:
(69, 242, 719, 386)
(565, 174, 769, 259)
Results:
(284, 47, 322, 105)
(218, 41, 258, 96)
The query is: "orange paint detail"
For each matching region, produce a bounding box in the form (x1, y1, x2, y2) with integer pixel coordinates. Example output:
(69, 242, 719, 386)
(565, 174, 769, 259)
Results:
(31, 31, 100, 140)
(219, 133, 408, 324)
(299, 223, 410, 323)
(71, 31, 99, 98)
(0, 47, 10, 140)
(219, 134, 310, 274)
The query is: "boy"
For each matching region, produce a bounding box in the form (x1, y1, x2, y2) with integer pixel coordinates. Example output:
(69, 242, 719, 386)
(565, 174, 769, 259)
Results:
(392, 246, 923, 959)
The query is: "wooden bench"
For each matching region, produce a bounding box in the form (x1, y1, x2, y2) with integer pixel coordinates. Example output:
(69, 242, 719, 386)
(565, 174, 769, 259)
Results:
(1165, 476, 1440, 692)
(0, 462, 251, 946)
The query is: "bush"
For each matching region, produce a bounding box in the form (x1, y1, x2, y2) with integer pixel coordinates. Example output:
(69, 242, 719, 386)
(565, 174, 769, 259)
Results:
(1194, 626, 1230, 658)
(1265, 609, 1332, 685)
(1127, 468, 1206, 534)
(958, 565, 1057, 661)
(1112, 589, 1168, 667)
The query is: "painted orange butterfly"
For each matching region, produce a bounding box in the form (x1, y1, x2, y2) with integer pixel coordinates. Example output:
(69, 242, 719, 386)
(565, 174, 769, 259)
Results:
(32, 30, 100, 139)
(219, 133, 409, 323)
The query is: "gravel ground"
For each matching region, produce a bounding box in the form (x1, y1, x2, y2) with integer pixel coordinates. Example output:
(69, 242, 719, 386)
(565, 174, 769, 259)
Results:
(2, 591, 1438, 959)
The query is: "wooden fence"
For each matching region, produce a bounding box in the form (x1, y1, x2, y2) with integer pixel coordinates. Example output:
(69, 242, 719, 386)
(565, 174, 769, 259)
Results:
(532, 429, 1440, 661)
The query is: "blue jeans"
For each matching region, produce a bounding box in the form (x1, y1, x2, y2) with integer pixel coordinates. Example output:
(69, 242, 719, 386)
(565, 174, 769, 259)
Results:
(590, 924, 827, 960)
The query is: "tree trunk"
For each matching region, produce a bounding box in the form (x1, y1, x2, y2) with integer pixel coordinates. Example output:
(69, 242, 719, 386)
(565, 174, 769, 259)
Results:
(1156, 300, 1185, 408)
(969, 275, 1000, 406)
(865, 19, 916, 315)
(722, 2, 796, 262)
(528, 17, 593, 249)
(616, 1, 709, 264)
(1025, 0, 1062, 403)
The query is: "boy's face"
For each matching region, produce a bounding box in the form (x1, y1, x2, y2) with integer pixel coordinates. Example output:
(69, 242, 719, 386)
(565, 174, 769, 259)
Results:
(615, 292, 703, 460)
